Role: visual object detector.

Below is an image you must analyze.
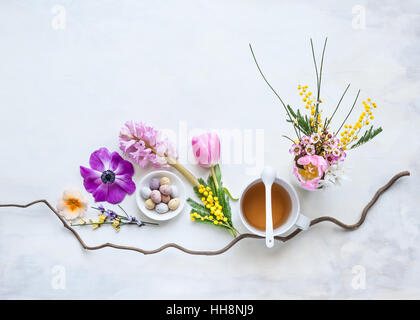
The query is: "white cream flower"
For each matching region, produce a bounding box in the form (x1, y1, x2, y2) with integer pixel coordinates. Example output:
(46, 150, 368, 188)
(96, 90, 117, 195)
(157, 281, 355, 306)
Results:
(57, 190, 88, 221)
(319, 163, 350, 188)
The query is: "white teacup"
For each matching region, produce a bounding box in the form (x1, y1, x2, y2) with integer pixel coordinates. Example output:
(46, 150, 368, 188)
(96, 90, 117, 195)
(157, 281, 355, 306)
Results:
(239, 177, 310, 237)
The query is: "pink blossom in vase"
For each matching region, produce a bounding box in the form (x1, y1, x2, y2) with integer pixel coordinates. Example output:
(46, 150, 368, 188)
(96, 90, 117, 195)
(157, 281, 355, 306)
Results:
(293, 155, 328, 191)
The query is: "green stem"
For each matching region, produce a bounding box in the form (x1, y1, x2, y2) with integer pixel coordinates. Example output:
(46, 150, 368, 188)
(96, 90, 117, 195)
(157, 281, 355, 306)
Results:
(326, 83, 351, 130)
(118, 204, 129, 218)
(249, 44, 301, 140)
(211, 166, 219, 190)
(317, 38, 328, 103)
(336, 89, 361, 135)
(223, 187, 239, 201)
(218, 221, 239, 237)
(71, 221, 158, 227)
(311, 38, 328, 130)
(282, 135, 296, 143)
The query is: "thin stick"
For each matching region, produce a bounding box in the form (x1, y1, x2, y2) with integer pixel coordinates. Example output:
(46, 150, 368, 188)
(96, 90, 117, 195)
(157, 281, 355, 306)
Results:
(325, 83, 351, 129)
(0, 171, 409, 256)
(336, 89, 361, 135)
(317, 37, 328, 102)
(311, 38, 328, 130)
(249, 44, 301, 139)
(282, 135, 296, 143)
(210, 166, 219, 190)
(118, 204, 129, 218)
(310, 39, 320, 94)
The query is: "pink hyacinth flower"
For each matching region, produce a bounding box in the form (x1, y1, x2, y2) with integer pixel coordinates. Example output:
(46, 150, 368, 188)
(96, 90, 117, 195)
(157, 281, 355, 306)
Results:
(191, 132, 221, 168)
(293, 155, 328, 191)
(119, 121, 177, 169)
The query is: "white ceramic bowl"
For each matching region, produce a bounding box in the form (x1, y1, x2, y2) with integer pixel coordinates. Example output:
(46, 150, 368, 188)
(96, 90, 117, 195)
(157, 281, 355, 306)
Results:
(135, 170, 186, 221)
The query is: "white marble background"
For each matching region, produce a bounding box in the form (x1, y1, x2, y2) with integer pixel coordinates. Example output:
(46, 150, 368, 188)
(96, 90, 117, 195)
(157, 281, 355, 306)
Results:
(0, 0, 419, 299)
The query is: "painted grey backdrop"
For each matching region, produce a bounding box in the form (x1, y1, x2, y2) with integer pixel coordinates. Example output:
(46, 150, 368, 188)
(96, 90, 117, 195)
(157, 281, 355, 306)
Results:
(0, 0, 419, 299)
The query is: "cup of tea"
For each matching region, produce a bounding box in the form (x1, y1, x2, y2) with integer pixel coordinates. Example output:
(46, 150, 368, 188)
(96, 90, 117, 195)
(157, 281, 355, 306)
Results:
(239, 176, 310, 237)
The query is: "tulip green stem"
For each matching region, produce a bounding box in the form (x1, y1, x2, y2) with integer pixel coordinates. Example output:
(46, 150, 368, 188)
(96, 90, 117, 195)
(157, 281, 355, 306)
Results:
(211, 166, 219, 190)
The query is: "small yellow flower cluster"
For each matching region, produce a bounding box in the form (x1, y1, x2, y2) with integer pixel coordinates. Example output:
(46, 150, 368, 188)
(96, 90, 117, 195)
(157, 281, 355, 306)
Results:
(190, 184, 228, 225)
(298, 84, 313, 109)
(190, 211, 228, 225)
(340, 99, 378, 149)
(92, 214, 107, 230)
(298, 84, 323, 129)
(112, 217, 121, 232)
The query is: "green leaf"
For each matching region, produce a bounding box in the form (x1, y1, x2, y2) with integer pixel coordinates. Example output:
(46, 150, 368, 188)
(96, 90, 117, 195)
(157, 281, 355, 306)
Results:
(187, 165, 237, 237)
(186, 198, 210, 214)
(349, 126, 383, 149)
(214, 164, 222, 188)
(223, 187, 239, 201)
(217, 187, 232, 224)
(286, 105, 312, 136)
(193, 178, 207, 198)
(223, 190, 232, 223)
(287, 105, 297, 118)
(190, 215, 231, 230)
(198, 177, 207, 187)
(206, 175, 217, 195)
(192, 186, 202, 199)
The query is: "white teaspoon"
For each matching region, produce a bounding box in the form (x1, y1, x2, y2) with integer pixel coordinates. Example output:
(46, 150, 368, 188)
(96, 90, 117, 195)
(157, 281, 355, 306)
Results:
(261, 166, 276, 248)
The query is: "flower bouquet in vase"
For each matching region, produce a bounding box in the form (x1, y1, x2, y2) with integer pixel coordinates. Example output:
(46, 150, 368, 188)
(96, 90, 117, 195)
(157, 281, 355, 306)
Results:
(250, 38, 383, 191)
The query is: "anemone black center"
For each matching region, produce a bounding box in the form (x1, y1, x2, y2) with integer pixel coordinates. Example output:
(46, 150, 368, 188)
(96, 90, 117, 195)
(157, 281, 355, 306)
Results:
(101, 170, 116, 184)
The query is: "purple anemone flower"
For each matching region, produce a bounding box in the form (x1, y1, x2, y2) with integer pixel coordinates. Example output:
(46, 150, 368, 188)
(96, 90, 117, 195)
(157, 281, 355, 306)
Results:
(80, 147, 136, 204)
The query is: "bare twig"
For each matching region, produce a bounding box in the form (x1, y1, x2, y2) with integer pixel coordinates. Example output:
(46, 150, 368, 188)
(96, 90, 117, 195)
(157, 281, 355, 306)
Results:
(0, 171, 410, 256)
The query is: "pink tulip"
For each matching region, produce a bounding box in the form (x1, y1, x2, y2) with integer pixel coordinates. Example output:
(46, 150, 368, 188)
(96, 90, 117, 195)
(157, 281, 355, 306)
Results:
(192, 132, 221, 168)
(293, 155, 328, 191)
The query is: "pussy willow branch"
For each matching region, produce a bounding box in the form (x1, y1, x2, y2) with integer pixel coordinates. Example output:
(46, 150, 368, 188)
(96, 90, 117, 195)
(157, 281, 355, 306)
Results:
(0, 171, 410, 256)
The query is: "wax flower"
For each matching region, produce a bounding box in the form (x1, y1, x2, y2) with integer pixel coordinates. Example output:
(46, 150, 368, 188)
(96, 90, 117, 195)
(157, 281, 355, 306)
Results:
(250, 38, 383, 190)
(80, 147, 136, 204)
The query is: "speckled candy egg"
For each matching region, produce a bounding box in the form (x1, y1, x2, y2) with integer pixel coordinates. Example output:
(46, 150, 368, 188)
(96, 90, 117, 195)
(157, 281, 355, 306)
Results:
(155, 203, 169, 214)
(170, 185, 178, 198)
(160, 176, 170, 186)
(149, 178, 160, 190)
(159, 184, 172, 196)
(150, 190, 162, 204)
(161, 194, 171, 204)
(140, 186, 152, 199)
(168, 198, 180, 211)
(145, 199, 155, 210)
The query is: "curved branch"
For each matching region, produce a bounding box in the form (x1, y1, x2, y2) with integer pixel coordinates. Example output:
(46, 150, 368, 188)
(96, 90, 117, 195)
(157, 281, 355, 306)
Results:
(0, 171, 410, 256)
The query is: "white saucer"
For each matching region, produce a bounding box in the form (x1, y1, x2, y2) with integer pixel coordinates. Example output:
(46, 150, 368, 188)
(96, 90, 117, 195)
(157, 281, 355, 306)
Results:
(135, 170, 186, 221)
